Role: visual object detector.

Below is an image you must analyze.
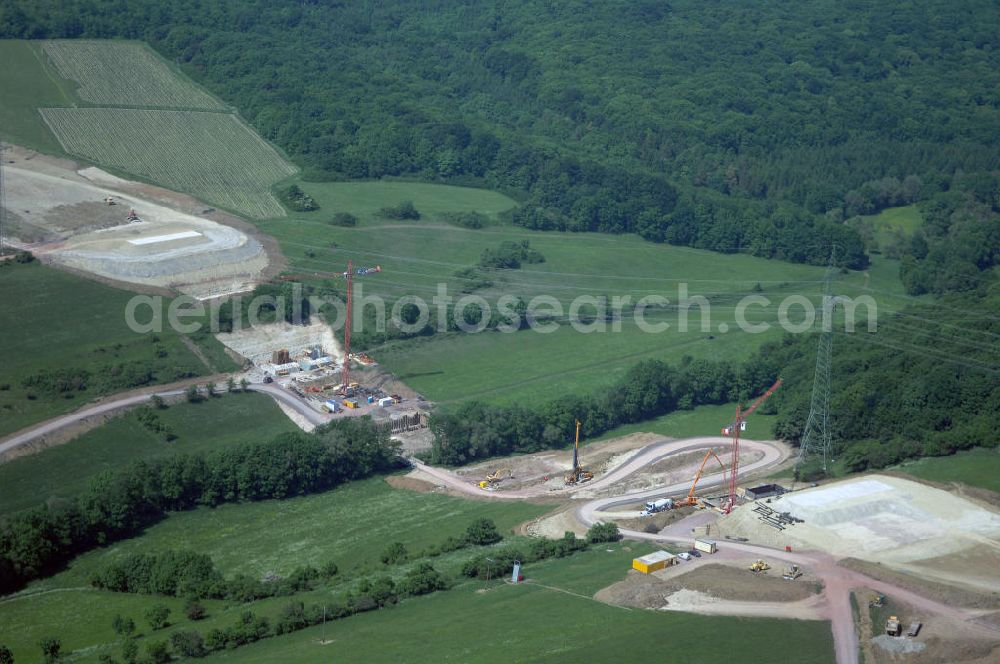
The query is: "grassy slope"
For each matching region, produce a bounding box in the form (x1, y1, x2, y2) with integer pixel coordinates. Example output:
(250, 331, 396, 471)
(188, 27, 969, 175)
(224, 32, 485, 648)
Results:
(297, 180, 518, 220)
(893, 447, 1000, 493)
(0, 40, 77, 154)
(865, 204, 924, 237)
(48, 479, 549, 587)
(263, 185, 911, 404)
(195, 545, 834, 664)
(589, 401, 778, 444)
(0, 261, 237, 437)
(1, 531, 834, 664)
(0, 392, 297, 516)
(0, 478, 552, 661)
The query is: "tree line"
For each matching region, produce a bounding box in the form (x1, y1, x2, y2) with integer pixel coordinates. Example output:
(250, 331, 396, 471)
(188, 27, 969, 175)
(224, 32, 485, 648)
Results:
(429, 356, 779, 465)
(0, 419, 401, 594)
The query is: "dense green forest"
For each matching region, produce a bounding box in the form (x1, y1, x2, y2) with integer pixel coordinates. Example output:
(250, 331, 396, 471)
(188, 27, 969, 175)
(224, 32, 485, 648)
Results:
(1, 1, 998, 467)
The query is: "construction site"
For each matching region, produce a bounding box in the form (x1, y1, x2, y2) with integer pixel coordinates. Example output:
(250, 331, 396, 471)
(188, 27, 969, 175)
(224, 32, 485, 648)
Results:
(2, 145, 273, 298)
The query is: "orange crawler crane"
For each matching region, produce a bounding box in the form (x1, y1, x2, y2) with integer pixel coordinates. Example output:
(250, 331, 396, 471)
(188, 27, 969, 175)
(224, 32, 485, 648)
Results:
(673, 450, 727, 509)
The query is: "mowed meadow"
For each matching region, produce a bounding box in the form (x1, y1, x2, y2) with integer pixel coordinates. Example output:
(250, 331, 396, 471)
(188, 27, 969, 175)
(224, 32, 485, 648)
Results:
(0, 475, 834, 664)
(260, 179, 913, 405)
(0, 261, 236, 438)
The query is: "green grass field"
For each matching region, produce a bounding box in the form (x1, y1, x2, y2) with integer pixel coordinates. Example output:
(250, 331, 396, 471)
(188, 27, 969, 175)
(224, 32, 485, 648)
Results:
(0, 482, 833, 664)
(51, 478, 550, 587)
(293, 180, 518, 221)
(893, 447, 1000, 493)
(865, 205, 923, 236)
(589, 401, 777, 444)
(0, 392, 297, 516)
(261, 193, 910, 405)
(192, 546, 834, 664)
(0, 261, 236, 437)
(0, 40, 78, 154)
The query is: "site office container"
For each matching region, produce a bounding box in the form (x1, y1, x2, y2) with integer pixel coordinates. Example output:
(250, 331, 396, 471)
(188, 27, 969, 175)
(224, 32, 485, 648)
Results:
(694, 538, 717, 554)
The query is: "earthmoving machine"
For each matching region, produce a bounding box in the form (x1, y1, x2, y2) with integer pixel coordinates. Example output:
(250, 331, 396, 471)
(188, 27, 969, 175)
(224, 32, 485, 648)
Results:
(672, 450, 727, 509)
(869, 594, 885, 608)
(749, 559, 770, 573)
(564, 420, 593, 485)
(885, 616, 902, 637)
(721, 378, 782, 514)
(782, 564, 802, 580)
(479, 468, 513, 490)
(126, 207, 140, 222)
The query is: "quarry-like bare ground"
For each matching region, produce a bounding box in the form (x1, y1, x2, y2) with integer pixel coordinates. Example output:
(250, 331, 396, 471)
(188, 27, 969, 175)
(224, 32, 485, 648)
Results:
(3, 144, 275, 298)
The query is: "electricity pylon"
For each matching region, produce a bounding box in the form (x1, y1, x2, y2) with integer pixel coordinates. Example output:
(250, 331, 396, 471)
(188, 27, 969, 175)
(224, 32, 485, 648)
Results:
(795, 250, 836, 473)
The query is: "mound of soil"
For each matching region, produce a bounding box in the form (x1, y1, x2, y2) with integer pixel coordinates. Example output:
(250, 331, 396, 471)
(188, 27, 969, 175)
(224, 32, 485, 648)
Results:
(840, 558, 1000, 610)
(385, 475, 438, 494)
(596, 563, 821, 609)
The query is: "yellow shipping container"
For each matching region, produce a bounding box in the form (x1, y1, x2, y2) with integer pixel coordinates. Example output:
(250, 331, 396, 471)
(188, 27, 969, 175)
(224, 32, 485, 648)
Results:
(632, 550, 675, 574)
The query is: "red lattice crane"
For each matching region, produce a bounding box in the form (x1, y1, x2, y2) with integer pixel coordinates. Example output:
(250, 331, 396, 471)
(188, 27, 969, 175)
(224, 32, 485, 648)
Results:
(340, 260, 381, 392)
(722, 378, 782, 513)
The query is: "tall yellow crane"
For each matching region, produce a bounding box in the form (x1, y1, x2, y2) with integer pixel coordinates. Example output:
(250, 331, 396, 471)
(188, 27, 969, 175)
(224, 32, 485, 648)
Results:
(565, 419, 594, 485)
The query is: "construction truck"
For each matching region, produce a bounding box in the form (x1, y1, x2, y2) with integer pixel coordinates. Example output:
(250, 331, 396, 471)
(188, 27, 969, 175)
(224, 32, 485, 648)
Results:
(885, 616, 902, 637)
(869, 594, 885, 608)
(782, 564, 802, 580)
(749, 559, 770, 573)
(641, 498, 673, 516)
(565, 420, 594, 485)
(478, 468, 513, 490)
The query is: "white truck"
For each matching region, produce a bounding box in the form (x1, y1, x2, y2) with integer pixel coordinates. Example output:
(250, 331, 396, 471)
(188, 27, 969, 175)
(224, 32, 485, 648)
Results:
(640, 498, 673, 516)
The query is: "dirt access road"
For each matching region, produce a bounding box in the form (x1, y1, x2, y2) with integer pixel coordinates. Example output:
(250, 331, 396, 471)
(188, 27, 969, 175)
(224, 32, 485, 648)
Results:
(0, 381, 329, 458)
(410, 436, 783, 501)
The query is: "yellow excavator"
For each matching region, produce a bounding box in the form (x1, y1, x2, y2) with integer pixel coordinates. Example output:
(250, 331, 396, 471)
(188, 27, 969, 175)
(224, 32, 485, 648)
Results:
(749, 559, 770, 573)
(565, 420, 594, 485)
(478, 468, 513, 490)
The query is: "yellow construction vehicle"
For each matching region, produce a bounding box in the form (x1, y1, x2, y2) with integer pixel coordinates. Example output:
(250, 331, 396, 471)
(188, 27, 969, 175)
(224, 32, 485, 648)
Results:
(885, 616, 901, 636)
(749, 559, 770, 573)
(869, 594, 885, 608)
(564, 420, 594, 485)
(478, 468, 513, 490)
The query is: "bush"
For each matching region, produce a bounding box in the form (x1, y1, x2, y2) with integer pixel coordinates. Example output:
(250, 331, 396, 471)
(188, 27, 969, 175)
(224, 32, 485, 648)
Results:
(0, 645, 12, 664)
(14, 250, 35, 263)
(479, 240, 545, 269)
(378, 200, 420, 220)
(380, 541, 408, 565)
(38, 637, 60, 664)
(170, 631, 205, 658)
(144, 604, 171, 630)
(440, 211, 489, 229)
(112, 614, 136, 636)
(184, 601, 206, 621)
(399, 562, 447, 596)
(320, 560, 339, 578)
(330, 212, 358, 227)
(586, 522, 621, 543)
(279, 184, 319, 212)
(185, 384, 202, 403)
(145, 640, 171, 664)
(464, 518, 502, 546)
